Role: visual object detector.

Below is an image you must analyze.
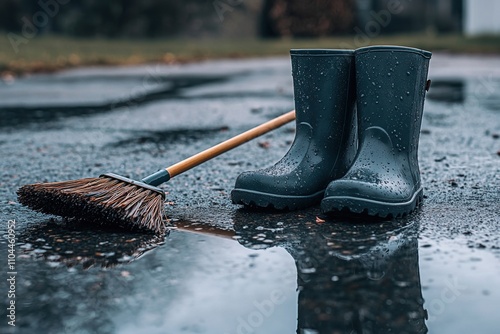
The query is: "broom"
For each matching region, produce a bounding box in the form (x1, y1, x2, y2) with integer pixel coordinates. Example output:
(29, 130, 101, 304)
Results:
(17, 110, 296, 234)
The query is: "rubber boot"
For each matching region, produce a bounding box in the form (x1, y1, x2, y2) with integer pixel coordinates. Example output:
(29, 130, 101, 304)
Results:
(231, 49, 357, 210)
(322, 45, 432, 217)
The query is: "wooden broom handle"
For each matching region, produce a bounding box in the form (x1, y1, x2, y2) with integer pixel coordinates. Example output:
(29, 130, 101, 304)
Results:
(172, 221, 236, 240)
(165, 110, 296, 178)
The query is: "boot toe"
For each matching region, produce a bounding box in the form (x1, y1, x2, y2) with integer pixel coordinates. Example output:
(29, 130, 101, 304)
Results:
(321, 178, 423, 218)
(233, 170, 271, 193)
(231, 168, 326, 210)
(231, 169, 287, 209)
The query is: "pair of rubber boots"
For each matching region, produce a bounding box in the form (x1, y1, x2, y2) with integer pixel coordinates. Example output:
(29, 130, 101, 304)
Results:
(231, 46, 432, 218)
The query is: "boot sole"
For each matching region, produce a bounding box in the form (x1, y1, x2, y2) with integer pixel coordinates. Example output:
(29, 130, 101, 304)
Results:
(321, 188, 423, 218)
(231, 189, 325, 211)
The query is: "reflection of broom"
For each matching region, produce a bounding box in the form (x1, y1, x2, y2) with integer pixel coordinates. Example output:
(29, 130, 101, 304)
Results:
(17, 111, 296, 234)
(19, 219, 235, 269)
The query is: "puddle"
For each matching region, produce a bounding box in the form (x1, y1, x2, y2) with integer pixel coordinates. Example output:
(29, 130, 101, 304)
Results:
(16, 219, 166, 268)
(7, 211, 499, 334)
(427, 80, 465, 103)
(112, 230, 298, 334)
(0, 75, 227, 128)
(419, 238, 500, 333)
(427, 78, 500, 112)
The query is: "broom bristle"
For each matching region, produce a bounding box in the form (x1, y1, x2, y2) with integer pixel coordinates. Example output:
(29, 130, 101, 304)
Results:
(17, 177, 166, 234)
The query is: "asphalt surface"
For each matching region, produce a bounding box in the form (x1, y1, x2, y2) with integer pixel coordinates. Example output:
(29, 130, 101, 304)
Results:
(0, 54, 499, 334)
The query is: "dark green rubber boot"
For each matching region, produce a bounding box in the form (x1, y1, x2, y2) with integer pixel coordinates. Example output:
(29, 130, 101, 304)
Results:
(231, 49, 357, 210)
(322, 46, 432, 217)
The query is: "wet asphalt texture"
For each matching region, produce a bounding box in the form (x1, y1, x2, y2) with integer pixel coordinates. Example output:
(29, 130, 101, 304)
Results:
(0, 55, 499, 334)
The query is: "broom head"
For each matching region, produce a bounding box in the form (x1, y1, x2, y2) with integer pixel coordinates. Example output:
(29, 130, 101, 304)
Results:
(17, 173, 166, 234)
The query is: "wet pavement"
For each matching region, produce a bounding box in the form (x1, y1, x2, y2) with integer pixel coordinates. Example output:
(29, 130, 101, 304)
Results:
(0, 54, 499, 334)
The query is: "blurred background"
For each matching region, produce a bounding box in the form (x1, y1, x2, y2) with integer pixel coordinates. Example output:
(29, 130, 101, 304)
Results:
(0, 0, 477, 38)
(0, 0, 499, 75)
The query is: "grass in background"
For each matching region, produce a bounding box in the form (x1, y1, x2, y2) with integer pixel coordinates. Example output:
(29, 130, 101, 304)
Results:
(1, 33, 500, 76)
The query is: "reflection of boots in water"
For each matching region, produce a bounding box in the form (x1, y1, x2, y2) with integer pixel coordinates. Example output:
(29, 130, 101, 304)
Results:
(233, 212, 427, 334)
(295, 223, 427, 334)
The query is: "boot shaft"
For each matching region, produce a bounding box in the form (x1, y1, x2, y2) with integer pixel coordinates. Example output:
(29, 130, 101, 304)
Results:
(291, 49, 356, 131)
(354, 46, 431, 154)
